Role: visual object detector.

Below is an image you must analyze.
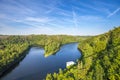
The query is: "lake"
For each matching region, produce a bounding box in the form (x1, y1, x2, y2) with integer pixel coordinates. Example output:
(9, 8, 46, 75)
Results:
(0, 43, 81, 80)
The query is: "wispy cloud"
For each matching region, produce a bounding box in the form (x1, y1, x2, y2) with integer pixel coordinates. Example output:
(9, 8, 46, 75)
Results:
(79, 15, 104, 21)
(72, 10, 78, 28)
(77, 1, 112, 15)
(25, 17, 52, 23)
(107, 8, 120, 18)
(0, 0, 35, 16)
(0, 22, 54, 35)
(78, 2, 102, 12)
(0, 0, 120, 35)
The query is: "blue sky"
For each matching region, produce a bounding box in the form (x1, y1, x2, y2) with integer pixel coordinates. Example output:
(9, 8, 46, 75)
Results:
(0, 0, 120, 35)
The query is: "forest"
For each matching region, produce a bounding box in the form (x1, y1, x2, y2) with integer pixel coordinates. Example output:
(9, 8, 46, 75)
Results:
(46, 27, 120, 80)
(0, 35, 86, 75)
(0, 27, 120, 80)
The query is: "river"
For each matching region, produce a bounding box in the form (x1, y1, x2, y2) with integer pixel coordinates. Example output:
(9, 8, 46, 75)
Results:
(0, 43, 81, 80)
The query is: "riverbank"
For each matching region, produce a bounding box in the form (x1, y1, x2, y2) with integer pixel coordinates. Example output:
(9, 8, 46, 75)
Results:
(45, 27, 120, 80)
(0, 43, 81, 80)
(0, 46, 31, 77)
(44, 42, 78, 57)
(0, 42, 78, 77)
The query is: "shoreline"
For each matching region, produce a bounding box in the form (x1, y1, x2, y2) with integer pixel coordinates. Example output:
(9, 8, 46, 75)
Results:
(0, 42, 80, 78)
(0, 46, 31, 77)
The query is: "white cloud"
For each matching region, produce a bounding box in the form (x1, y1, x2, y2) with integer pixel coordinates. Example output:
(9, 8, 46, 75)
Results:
(79, 15, 103, 21)
(107, 8, 120, 18)
(0, 23, 53, 35)
(0, 0, 35, 16)
(25, 17, 52, 23)
(0, 0, 119, 36)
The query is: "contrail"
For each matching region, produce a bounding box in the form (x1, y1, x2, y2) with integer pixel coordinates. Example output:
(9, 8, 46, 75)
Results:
(107, 7, 120, 18)
(72, 9, 78, 35)
(72, 10, 78, 28)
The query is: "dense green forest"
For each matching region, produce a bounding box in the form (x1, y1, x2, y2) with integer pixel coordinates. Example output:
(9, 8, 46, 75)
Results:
(0, 27, 120, 80)
(0, 35, 87, 75)
(46, 27, 120, 80)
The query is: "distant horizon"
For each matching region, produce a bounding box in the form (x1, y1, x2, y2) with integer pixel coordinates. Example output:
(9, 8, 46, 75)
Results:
(0, 26, 119, 36)
(0, 34, 92, 36)
(0, 0, 120, 35)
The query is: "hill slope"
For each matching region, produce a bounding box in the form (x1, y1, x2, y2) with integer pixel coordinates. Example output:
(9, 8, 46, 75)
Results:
(0, 35, 87, 76)
(46, 27, 120, 80)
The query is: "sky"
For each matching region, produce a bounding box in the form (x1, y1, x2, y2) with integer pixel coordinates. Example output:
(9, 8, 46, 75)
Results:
(0, 0, 120, 35)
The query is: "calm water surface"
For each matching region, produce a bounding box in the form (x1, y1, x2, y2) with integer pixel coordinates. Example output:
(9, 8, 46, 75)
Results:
(0, 43, 81, 80)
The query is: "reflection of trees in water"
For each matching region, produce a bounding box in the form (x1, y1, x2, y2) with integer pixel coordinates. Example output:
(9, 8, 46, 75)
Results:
(0, 52, 28, 79)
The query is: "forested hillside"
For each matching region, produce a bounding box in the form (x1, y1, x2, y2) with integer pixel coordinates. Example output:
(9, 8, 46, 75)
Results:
(0, 27, 119, 80)
(0, 35, 86, 76)
(46, 27, 120, 80)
